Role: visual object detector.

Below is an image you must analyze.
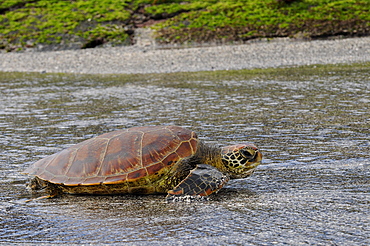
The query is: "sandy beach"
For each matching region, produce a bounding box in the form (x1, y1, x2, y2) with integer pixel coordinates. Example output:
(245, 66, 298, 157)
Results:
(1, 36, 369, 74)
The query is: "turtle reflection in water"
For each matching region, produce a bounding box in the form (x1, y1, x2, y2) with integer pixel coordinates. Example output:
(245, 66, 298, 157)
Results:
(25, 125, 262, 200)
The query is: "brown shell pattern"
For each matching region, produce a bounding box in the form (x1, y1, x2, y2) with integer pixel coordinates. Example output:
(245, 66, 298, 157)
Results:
(25, 126, 198, 186)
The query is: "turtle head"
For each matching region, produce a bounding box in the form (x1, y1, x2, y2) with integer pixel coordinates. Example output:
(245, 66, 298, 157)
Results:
(221, 143, 262, 179)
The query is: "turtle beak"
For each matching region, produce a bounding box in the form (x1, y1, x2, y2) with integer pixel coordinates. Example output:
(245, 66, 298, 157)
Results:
(241, 150, 262, 178)
(254, 149, 262, 163)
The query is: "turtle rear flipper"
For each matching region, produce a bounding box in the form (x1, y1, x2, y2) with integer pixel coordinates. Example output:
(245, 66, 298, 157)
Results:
(166, 164, 229, 200)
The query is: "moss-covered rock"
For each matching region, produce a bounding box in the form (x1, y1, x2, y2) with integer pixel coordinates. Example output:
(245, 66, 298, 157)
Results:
(1, 0, 369, 52)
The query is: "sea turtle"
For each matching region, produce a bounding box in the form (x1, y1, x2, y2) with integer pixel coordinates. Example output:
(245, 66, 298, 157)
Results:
(24, 125, 262, 200)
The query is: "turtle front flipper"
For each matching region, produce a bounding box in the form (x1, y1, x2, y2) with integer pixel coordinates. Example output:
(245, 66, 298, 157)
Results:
(166, 164, 229, 200)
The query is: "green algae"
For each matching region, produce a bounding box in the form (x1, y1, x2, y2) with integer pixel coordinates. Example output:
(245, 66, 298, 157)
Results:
(1, 0, 369, 51)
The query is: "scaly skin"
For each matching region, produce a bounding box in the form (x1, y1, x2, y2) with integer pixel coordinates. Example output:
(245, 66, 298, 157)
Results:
(166, 142, 262, 198)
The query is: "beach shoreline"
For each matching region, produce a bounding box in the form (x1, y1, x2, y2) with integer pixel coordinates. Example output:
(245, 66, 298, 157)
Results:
(1, 36, 369, 74)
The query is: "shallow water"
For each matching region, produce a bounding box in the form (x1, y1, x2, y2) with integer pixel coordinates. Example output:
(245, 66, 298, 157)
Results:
(0, 64, 369, 245)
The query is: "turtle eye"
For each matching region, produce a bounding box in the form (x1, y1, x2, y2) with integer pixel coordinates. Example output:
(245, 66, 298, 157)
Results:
(240, 148, 254, 159)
